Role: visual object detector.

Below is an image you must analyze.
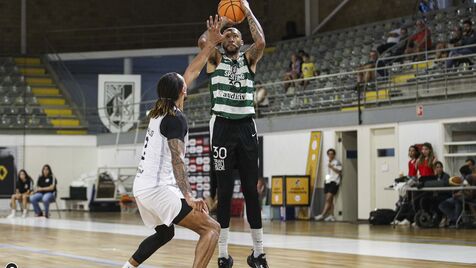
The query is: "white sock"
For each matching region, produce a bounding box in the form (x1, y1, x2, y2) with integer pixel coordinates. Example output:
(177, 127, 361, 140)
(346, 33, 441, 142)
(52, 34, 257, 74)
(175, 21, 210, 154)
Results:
(218, 227, 229, 258)
(122, 261, 137, 268)
(251, 228, 264, 257)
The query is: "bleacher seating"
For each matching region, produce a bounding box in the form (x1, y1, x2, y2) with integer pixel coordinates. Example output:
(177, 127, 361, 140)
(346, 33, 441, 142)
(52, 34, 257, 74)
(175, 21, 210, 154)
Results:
(0, 57, 87, 134)
(182, 4, 476, 127)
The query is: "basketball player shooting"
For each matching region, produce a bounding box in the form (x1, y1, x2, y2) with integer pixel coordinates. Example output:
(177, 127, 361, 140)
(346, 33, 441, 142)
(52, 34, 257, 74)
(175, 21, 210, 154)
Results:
(122, 16, 224, 268)
(198, 1, 268, 267)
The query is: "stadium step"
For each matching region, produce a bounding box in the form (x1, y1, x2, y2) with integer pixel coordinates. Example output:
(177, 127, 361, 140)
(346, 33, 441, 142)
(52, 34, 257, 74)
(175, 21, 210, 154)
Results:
(14, 57, 41, 65)
(32, 87, 60, 96)
(50, 119, 80, 127)
(365, 89, 389, 102)
(44, 108, 73, 117)
(341, 106, 365, 112)
(26, 77, 54, 85)
(37, 98, 66, 106)
(55, 130, 88, 135)
(391, 73, 415, 84)
(18, 67, 46, 75)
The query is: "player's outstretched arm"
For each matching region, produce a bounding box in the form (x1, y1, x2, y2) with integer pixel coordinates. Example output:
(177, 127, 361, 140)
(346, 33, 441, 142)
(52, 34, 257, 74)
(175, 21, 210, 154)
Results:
(242, 0, 266, 68)
(183, 15, 224, 86)
(169, 138, 208, 213)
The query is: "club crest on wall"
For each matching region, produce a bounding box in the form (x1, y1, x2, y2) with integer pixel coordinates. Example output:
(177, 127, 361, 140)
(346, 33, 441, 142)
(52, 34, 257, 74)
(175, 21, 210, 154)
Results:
(98, 75, 141, 133)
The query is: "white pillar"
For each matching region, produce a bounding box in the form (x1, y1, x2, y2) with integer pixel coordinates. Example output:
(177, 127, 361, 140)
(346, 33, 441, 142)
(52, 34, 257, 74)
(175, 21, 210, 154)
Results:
(124, 58, 133, 74)
(21, 0, 27, 54)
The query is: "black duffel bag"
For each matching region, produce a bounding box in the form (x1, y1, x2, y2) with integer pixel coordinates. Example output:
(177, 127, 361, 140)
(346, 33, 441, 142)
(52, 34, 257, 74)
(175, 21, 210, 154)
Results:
(369, 209, 396, 225)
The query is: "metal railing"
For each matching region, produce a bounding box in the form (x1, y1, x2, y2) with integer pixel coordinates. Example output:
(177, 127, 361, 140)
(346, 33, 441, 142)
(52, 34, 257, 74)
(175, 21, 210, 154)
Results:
(2, 47, 476, 134)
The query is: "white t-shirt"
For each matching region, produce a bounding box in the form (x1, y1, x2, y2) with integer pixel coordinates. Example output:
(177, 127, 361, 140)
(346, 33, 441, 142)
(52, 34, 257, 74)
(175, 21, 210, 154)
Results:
(133, 110, 188, 197)
(325, 159, 342, 185)
(387, 28, 401, 44)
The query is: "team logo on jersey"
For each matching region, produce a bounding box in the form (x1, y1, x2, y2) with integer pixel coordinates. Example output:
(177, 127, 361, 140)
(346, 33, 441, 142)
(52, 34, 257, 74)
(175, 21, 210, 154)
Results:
(98, 75, 141, 133)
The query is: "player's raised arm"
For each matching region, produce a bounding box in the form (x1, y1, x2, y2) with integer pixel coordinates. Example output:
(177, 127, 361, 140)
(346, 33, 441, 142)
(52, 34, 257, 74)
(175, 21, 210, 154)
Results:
(242, 0, 266, 69)
(183, 15, 224, 87)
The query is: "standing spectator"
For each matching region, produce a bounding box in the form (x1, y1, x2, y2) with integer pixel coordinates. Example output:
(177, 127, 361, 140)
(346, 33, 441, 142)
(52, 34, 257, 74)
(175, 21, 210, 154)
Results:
(466, 158, 475, 173)
(406, 20, 432, 55)
(6, 169, 33, 218)
(283, 53, 302, 93)
(30, 164, 57, 218)
(377, 27, 402, 55)
(301, 53, 318, 89)
(314, 148, 342, 222)
(446, 20, 476, 68)
(408, 145, 420, 178)
(417, 142, 437, 181)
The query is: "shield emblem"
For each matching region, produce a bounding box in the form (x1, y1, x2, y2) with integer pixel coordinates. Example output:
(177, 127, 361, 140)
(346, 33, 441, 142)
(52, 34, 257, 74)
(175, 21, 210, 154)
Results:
(98, 75, 141, 133)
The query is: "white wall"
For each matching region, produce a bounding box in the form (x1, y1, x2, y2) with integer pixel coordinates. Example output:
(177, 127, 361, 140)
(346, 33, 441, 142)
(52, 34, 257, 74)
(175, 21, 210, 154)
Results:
(0, 135, 97, 210)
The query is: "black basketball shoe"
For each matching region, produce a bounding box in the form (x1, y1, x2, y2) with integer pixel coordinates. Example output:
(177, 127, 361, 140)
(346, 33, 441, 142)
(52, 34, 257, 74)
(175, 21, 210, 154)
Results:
(247, 250, 269, 268)
(218, 255, 233, 268)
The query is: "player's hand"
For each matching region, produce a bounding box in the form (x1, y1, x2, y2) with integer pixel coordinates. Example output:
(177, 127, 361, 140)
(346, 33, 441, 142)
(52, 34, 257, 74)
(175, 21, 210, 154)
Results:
(186, 196, 210, 214)
(206, 15, 224, 46)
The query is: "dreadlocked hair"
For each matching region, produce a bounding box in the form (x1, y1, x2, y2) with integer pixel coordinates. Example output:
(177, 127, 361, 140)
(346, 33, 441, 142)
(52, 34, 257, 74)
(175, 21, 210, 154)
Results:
(148, 72, 184, 118)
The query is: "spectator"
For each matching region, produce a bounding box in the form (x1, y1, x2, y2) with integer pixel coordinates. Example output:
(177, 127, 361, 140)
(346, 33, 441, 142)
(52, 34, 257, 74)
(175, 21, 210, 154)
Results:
(446, 19, 476, 68)
(283, 53, 302, 93)
(254, 83, 269, 108)
(417, 142, 437, 182)
(406, 20, 432, 56)
(408, 145, 420, 178)
(377, 27, 402, 55)
(438, 165, 474, 227)
(301, 53, 318, 89)
(357, 50, 379, 84)
(392, 28, 410, 57)
(6, 169, 33, 219)
(466, 158, 475, 173)
(314, 148, 342, 222)
(30, 164, 57, 218)
(435, 42, 449, 60)
(435, 161, 450, 183)
(257, 177, 268, 208)
(448, 26, 463, 47)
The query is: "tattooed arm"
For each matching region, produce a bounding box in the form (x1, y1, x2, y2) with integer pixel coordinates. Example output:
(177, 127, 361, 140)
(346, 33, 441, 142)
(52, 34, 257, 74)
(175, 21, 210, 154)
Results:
(168, 139, 208, 212)
(242, 0, 266, 72)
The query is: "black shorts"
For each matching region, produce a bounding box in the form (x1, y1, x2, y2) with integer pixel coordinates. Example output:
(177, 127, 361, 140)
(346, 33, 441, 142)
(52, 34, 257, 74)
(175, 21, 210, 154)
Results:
(324, 182, 339, 195)
(172, 199, 193, 225)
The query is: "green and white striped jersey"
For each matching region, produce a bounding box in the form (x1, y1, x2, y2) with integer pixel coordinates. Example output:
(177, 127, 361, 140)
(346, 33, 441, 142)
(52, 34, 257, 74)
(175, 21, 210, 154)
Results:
(209, 52, 255, 120)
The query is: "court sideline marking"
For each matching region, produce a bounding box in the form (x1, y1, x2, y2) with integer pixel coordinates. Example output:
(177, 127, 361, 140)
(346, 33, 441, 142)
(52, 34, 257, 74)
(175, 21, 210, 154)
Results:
(0, 217, 475, 264)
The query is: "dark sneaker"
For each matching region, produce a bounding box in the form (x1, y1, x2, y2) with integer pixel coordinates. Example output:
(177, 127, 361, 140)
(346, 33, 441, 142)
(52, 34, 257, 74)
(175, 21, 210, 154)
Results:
(218, 255, 233, 268)
(247, 251, 269, 268)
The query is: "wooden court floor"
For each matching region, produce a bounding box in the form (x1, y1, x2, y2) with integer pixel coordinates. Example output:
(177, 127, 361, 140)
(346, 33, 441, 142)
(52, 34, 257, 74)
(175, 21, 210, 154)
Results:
(1, 212, 475, 267)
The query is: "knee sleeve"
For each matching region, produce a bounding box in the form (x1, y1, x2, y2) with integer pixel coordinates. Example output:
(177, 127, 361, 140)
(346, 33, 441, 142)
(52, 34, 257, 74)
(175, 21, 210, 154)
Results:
(132, 225, 175, 264)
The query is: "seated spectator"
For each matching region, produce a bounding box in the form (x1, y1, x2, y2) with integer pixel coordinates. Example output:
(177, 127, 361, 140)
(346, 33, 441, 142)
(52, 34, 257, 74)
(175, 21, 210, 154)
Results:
(357, 50, 382, 85)
(377, 27, 402, 55)
(405, 20, 432, 56)
(438, 165, 474, 227)
(283, 53, 302, 93)
(301, 53, 318, 89)
(6, 169, 33, 218)
(254, 83, 269, 116)
(448, 26, 463, 47)
(30, 164, 57, 218)
(465, 158, 475, 173)
(446, 19, 476, 68)
(435, 161, 450, 183)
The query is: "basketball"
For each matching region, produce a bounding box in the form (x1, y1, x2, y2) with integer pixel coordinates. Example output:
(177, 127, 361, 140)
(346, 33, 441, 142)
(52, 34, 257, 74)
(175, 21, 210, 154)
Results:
(218, 0, 246, 23)
(449, 176, 464, 186)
